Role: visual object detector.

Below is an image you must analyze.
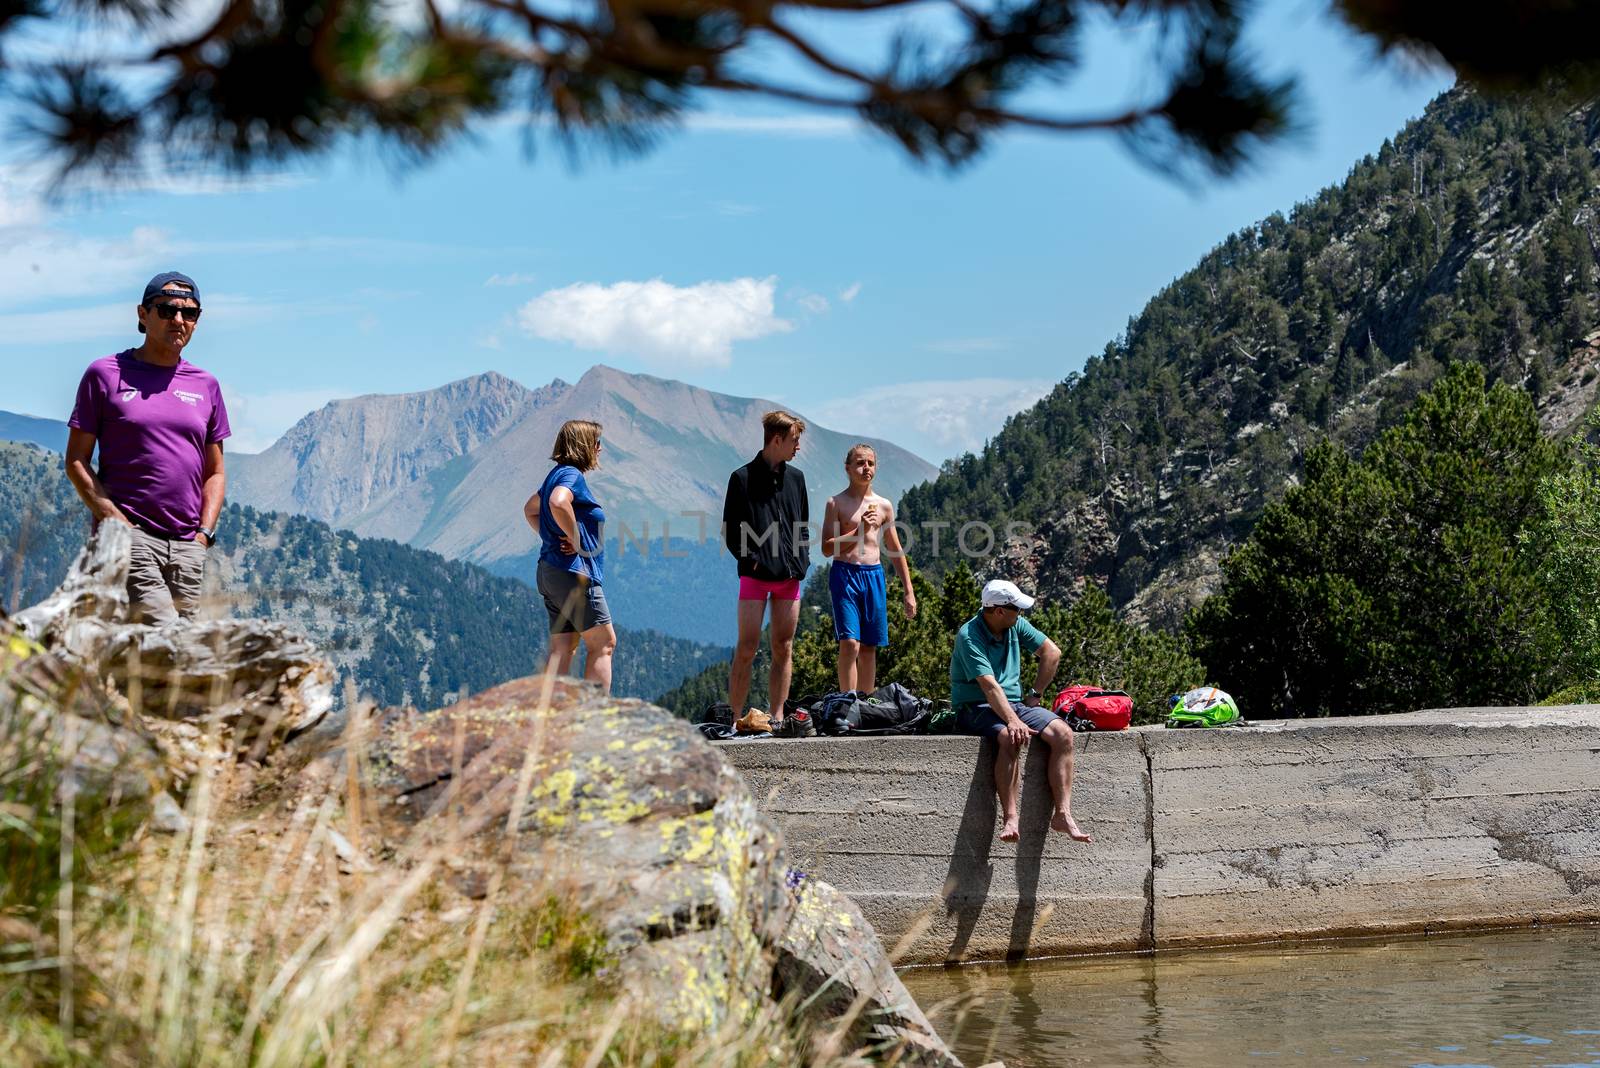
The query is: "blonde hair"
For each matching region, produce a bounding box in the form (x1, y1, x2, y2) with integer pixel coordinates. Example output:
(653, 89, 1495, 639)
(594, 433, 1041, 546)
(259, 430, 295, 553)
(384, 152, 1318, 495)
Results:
(550, 419, 602, 471)
(845, 442, 876, 464)
(761, 410, 806, 444)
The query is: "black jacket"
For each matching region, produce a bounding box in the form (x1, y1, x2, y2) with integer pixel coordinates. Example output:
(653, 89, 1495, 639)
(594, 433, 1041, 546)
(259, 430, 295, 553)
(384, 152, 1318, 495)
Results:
(723, 454, 810, 581)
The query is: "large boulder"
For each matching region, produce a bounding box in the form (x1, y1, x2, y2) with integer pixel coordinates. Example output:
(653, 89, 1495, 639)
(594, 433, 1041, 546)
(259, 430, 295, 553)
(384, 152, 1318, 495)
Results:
(321, 675, 964, 1064)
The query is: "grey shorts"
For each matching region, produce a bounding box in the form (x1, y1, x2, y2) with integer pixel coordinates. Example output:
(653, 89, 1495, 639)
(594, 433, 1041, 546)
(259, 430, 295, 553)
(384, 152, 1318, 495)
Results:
(127, 525, 207, 626)
(536, 561, 612, 635)
(955, 702, 1056, 740)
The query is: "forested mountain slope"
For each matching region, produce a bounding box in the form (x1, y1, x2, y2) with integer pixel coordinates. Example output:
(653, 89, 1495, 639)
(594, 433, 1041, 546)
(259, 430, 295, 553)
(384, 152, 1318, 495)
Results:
(903, 87, 1600, 627)
(0, 442, 721, 705)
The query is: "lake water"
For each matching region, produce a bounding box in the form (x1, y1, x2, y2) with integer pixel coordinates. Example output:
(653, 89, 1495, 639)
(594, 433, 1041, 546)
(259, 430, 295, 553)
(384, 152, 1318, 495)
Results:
(899, 925, 1600, 1068)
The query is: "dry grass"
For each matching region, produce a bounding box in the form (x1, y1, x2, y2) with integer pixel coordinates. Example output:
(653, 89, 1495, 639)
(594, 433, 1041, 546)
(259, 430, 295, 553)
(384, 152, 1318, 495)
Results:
(0, 634, 919, 1068)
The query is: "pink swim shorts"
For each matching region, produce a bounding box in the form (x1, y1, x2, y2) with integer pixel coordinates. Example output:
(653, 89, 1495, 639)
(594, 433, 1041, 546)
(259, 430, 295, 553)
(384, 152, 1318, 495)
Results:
(739, 576, 802, 601)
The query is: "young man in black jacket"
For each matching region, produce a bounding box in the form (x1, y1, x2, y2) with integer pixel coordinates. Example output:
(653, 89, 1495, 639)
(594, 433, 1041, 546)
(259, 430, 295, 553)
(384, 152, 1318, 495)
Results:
(722, 410, 809, 731)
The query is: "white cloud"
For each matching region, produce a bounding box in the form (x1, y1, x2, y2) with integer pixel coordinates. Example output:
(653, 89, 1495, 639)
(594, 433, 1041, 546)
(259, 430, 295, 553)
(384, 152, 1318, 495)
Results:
(125, 170, 310, 197)
(0, 224, 173, 309)
(517, 276, 793, 368)
(809, 377, 1055, 458)
(2, 156, 309, 206)
(485, 272, 538, 287)
(0, 196, 458, 318)
(839, 282, 862, 304)
(0, 301, 132, 344)
(796, 292, 830, 315)
(716, 201, 760, 217)
(0, 292, 344, 345)
(0, 179, 42, 230)
(225, 387, 352, 454)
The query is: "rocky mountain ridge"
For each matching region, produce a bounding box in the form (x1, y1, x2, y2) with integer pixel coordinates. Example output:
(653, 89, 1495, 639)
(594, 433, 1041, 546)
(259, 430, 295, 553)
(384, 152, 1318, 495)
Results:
(229, 363, 938, 567)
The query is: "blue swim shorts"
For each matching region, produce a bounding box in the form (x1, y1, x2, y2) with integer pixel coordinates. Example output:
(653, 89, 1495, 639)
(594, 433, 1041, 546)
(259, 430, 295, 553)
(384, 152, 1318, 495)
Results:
(829, 560, 889, 647)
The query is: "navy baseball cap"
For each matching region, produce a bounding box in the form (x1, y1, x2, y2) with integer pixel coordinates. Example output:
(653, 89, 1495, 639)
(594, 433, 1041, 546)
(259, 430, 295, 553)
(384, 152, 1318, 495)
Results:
(142, 271, 201, 306)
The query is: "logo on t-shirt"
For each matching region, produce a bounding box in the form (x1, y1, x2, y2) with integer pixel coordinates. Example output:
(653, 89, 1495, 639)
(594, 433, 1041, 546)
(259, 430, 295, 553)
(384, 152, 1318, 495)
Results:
(173, 390, 203, 407)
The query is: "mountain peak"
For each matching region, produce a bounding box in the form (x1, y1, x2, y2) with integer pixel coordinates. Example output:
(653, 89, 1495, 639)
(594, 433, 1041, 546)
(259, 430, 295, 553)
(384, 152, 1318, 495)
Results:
(575, 364, 636, 387)
(231, 363, 938, 571)
(433, 369, 534, 400)
(230, 367, 546, 529)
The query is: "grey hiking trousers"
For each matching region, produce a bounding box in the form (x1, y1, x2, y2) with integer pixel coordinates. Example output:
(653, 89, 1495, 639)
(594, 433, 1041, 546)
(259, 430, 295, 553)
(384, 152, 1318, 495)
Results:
(127, 525, 207, 626)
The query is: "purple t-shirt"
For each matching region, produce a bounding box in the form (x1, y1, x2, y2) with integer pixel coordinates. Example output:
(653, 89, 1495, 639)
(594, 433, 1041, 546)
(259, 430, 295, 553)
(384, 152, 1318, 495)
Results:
(68, 351, 231, 539)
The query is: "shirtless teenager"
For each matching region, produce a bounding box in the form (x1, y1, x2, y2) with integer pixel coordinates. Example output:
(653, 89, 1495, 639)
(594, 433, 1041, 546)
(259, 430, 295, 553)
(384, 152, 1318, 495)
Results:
(820, 443, 917, 694)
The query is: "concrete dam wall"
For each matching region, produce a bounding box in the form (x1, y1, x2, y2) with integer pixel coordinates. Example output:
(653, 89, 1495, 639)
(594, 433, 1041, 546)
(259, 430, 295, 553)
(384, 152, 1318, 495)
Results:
(720, 706, 1600, 965)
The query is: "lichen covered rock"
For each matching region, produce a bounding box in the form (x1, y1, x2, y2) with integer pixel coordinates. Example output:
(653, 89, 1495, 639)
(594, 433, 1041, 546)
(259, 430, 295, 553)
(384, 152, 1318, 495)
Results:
(347, 675, 962, 1063)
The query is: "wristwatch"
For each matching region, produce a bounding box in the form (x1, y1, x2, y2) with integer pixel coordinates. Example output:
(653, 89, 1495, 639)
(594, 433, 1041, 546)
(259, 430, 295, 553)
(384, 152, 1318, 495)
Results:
(1024, 687, 1042, 706)
(198, 525, 217, 544)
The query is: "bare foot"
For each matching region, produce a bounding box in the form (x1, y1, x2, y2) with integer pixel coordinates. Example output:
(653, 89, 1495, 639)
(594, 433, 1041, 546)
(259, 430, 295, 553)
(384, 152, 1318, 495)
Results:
(999, 818, 1020, 843)
(1051, 811, 1093, 843)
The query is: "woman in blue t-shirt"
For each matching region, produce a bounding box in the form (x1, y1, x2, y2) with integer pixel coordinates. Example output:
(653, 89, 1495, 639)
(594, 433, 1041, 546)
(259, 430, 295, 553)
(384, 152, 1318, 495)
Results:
(522, 419, 617, 693)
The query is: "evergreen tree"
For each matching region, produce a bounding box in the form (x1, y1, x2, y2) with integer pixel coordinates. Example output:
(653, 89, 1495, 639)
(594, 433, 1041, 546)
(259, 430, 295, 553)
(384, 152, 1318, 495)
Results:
(1522, 413, 1600, 701)
(1189, 365, 1567, 717)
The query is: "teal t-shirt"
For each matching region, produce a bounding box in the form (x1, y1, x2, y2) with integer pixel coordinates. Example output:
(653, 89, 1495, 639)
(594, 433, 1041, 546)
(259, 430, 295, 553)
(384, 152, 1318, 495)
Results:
(948, 612, 1047, 711)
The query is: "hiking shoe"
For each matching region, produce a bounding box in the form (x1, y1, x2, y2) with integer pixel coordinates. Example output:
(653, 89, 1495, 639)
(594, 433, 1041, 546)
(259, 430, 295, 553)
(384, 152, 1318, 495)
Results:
(776, 711, 816, 739)
(734, 708, 772, 734)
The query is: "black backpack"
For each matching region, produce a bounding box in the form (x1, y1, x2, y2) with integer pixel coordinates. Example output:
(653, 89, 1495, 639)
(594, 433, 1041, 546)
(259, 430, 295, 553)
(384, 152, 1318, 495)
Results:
(803, 683, 941, 736)
(697, 702, 734, 726)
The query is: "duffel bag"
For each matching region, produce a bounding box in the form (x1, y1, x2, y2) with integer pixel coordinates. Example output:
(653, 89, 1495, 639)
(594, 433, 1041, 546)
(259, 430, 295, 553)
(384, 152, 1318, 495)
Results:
(1052, 685, 1133, 731)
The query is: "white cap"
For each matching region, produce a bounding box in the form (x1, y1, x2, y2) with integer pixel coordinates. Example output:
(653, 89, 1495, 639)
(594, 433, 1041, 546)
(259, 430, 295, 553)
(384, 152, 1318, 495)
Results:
(981, 579, 1035, 611)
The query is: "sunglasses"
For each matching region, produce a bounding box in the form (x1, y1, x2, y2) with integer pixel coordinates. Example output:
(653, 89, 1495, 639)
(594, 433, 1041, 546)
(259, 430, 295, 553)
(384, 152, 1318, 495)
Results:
(147, 303, 203, 323)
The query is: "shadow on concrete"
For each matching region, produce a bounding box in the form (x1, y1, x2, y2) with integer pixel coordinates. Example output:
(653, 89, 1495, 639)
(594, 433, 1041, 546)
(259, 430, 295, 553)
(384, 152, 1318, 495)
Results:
(940, 739, 998, 962)
(940, 740, 1056, 962)
(1009, 743, 1054, 959)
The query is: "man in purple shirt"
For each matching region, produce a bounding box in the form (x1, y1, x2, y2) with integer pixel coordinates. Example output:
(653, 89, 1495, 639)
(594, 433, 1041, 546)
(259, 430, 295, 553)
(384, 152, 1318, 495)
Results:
(65, 272, 230, 625)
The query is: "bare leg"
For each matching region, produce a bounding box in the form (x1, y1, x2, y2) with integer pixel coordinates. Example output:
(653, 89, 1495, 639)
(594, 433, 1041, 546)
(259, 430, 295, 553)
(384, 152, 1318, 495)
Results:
(995, 733, 1025, 842)
(728, 597, 767, 713)
(767, 597, 800, 724)
(857, 645, 878, 695)
(1040, 720, 1092, 842)
(582, 623, 617, 695)
(836, 638, 861, 693)
(546, 632, 580, 678)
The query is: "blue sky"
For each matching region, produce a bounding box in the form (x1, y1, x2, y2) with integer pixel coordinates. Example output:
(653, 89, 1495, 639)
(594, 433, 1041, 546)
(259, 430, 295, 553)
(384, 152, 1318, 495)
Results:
(0, 3, 1452, 463)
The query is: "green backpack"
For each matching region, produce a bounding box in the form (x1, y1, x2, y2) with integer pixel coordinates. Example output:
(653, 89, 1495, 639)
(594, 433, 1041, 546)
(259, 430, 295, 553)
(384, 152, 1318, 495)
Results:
(1166, 687, 1243, 728)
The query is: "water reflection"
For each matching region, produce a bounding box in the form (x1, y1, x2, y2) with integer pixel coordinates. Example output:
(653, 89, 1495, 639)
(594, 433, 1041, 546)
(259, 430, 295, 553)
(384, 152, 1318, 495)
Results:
(900, 926, 1600, 1067)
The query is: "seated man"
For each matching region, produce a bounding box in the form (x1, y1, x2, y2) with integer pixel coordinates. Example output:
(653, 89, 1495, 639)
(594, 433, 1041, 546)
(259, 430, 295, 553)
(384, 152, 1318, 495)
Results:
(949, 580, 1092, 843)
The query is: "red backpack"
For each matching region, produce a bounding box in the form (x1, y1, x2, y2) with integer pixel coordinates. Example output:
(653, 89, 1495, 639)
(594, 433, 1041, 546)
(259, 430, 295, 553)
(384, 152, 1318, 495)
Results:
(1052, 685, 1133, 732)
